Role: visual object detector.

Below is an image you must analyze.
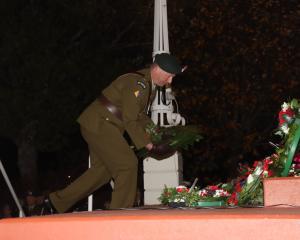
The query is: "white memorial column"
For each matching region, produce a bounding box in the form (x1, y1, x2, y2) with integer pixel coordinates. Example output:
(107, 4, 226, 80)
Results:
(143, 0, 185, 205)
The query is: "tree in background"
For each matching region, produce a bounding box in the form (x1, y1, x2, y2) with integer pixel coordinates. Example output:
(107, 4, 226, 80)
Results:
(0, 0, 299, 190)
(0, 0, 154, 192)
(168, 0, 299, 183)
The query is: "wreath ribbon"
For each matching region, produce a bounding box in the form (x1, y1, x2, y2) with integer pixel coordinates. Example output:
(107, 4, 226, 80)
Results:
(281, 118, 300, 176)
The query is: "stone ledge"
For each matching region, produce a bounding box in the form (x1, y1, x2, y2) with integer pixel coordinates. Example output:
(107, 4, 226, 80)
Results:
(263, 177, 300, 207)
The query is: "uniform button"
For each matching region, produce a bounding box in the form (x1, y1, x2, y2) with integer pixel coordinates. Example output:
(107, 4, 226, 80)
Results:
(105, 117, 109, 121)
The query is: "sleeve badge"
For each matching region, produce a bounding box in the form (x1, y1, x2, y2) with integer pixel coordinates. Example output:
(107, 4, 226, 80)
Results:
(137, 81, 146, 89)
(134, 90, 140, 97)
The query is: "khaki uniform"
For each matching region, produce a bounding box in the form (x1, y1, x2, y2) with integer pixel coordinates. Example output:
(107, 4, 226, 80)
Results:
(50, 68, 155, 212)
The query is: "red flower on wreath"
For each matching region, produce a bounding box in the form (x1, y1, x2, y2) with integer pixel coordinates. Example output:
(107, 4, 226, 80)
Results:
(176, 186, 188, 193)
(278, 108, 294, 126)
(293, 153, 300, 170)
(227, 192, 238, 205)
(235, 182, 242, 193)
(293, 153, 300, 163)
(260, 157, 274, 177)
(208, 185, 219, 191)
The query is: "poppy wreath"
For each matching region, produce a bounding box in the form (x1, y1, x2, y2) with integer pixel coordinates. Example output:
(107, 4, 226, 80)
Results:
(159, 99, 300, 207)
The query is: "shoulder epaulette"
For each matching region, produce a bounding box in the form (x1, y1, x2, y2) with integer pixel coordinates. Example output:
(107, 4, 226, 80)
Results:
(132, 71, 147, 89)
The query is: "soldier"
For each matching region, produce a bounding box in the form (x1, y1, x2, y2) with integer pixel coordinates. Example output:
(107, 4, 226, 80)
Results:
(46, 53, 184, 213)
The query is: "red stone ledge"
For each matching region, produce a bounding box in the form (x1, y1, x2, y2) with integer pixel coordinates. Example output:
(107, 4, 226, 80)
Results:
(264, 177, 300, 207)
(1, 208, 300, 240)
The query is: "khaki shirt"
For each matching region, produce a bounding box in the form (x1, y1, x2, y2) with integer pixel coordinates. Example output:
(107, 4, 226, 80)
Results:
(77, 68, 155, 149)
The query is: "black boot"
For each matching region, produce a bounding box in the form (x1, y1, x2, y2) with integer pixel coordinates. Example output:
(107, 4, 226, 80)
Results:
(41, 197, 58, 215)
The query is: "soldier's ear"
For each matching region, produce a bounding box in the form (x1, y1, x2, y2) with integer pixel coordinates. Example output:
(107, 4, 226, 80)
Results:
(152, 64, 159, 72)
(151, 64, 160, 77)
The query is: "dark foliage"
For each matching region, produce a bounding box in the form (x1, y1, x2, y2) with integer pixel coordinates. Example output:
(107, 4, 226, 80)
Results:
(0, 0, 299, 188)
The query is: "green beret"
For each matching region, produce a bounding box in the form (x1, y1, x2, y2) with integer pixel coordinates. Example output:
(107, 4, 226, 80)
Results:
(154, 53, 182, 74)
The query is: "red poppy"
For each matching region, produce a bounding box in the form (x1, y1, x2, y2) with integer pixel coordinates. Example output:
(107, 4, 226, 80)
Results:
(235, 183, 242, 192)
(267, 170, 273, 177)
(176, 186, 188, 193)
(228, 192, 238, 205)
(278, 108, 294, 125)
(208, 185, 219, 191)
(294, 164, 300, 170)
(253, 161, 259, 167)
(293, 153, 300, 163)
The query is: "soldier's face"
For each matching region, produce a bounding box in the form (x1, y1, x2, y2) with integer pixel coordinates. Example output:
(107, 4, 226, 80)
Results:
(152, 66, 175, 86)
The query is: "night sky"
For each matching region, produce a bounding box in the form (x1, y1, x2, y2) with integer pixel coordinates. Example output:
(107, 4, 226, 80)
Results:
(0, 0, 299, 211)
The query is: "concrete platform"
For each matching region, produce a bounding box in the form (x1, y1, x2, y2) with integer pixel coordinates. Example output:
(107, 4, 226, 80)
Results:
(1, 207, 300, 240)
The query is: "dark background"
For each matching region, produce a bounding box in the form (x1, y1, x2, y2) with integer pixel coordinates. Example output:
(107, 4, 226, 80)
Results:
(0, 0, 299, 210)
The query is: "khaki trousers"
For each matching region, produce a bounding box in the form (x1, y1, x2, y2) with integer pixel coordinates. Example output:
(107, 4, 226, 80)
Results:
(50, 122, 138, 213)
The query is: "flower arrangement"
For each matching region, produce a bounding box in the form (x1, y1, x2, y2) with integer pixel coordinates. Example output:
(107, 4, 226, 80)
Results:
(137, 123, 203, 158)
(226, 98, 300, 206)
(273, 99, 300, 176)
(159, 98, 300, 207)
(159, 184, 231, 207)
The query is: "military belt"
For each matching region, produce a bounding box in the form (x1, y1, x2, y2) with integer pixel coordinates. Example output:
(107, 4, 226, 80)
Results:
(98, 94, 123, 121)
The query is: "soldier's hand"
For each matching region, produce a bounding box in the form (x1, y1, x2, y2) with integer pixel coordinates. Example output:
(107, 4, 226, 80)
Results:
(145, 143, 154, 151)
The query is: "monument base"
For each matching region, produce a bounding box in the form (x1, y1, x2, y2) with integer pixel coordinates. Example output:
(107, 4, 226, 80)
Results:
(143, 153, 183, 205)
(263, 177, 300, 207)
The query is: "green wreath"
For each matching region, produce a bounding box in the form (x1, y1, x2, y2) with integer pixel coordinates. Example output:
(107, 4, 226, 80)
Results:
(137, 123, 203, 159)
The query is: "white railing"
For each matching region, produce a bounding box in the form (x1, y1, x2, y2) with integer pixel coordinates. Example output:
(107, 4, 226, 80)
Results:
(0, 159, 25, 217)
